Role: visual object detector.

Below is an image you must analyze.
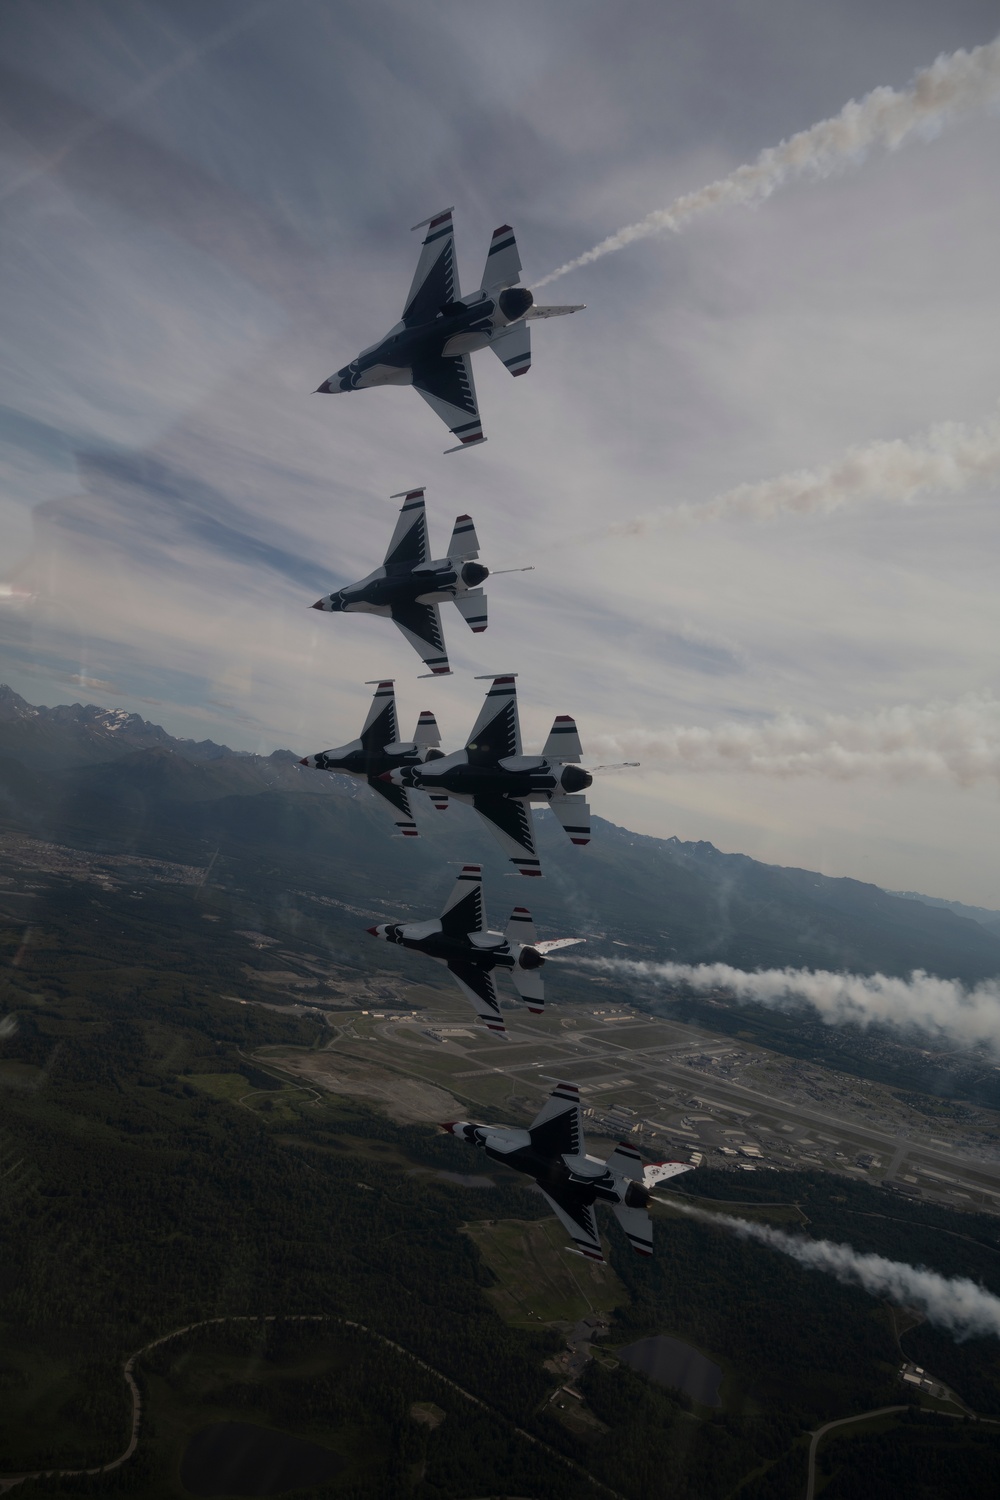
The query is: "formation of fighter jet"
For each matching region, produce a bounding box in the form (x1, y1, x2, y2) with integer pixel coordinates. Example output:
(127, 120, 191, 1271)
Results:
(443, 1082, 691, 1261)
(312, 487, 491, 677)
(316, 209, 584, 451)
(299, 679, 442, 838)
(383, 673, 591, 876)
(367, 863, 581, 1036)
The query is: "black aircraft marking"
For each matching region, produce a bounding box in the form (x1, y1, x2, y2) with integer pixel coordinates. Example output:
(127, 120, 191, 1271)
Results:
(471, 793, 534, 855)
(440, 880, 484, 939)
(384, 504, 428, 570)
(412, 355, 478, 418)
(466, 700, 518, 765)
(391, 600, 445, 653)
(447, 960, 502, 1019)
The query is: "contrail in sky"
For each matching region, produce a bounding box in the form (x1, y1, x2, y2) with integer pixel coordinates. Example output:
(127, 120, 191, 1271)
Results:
(666, 1200, 1000, 1342)
(535, 36, 1000, 286)
(612, 409, 1000, 530)
(590, 693, 1000, 788)
(580, 956, 1000, 1055)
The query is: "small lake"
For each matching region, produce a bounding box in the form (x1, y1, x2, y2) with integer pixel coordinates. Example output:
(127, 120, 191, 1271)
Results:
(618, 1335, 723, 1407)
(181, 1422, 347, 1496)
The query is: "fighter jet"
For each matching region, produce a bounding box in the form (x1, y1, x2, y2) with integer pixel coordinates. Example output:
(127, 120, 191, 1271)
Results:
(312, 488, 489, 677)
(367, 863, 582, 1036)
(442, 1082, 692, 1260)
(299, 679, 442, 838)
(383, 674, 591, 877)
(316, 209, 584, 451)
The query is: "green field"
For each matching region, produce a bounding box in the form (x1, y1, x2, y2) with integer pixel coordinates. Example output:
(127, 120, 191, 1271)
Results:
(465, 1217, 628, 1326)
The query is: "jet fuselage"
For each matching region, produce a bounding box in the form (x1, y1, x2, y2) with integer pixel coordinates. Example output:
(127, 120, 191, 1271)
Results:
(370, 920, 532, 976)
(388, 752, 592, 802)
(302, 739, 442, 781)
(320, 559, 489, 616)
(319, 288, 533, 394)
(444, 1121, 650, 1211)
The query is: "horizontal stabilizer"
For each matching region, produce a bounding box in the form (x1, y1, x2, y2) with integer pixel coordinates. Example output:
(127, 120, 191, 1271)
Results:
(412, 709, 441, 749)
(606, 1141, 644, 1182)
(489, 320, 530, 377)
(643, 1161, 693, 1188)
(549, 795, 590, 846)
(504, 906, 536, 946)
(511, 965, 544, 1013)
(612, 1201, 653, 1257)
(454, 589, 487, 633)
(525, 304, 585, 320)
(481, 224, 522, 292)
(543, 715, 582, 762)
(534, 937, 584, 954)
(448, 513, 480, 559)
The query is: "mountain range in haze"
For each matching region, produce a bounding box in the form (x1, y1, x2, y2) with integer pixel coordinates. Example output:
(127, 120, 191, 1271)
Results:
(3, 683, 1000, 984)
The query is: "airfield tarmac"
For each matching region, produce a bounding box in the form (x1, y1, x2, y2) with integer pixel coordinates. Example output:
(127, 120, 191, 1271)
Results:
(263, 976, 1000, 1216)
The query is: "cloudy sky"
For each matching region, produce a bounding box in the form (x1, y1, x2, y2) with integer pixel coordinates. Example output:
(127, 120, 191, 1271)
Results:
(2, 0, 1000, 905)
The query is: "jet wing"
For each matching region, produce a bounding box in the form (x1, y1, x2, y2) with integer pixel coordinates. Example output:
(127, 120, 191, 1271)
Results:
(439, 864, 485, 937)
(472, 794, 540, 877)
(412, 355, 484, 451)
(540, 1186, 604, 1262)
(467, 675, 521, 762)
(404, 209, 458, 328)
(359, 680, 399, 753)
(390, 601, 451, 676)
(447, 961, 506, 1036)
(528, 1081, 582, 1157)
(489, 321, 530, 377)
(384, 490, 429, 569)
(366, 775, 418, 838)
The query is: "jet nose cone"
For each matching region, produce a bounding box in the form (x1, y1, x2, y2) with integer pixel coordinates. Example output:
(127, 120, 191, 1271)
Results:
(377, 771, 393, 783)
(439, 1122, 457, 1134)
(299, 757, 310, 766)
(315, 379, 333, 394)
(366, 926, 379, 937)
(311, 599, 326, 610)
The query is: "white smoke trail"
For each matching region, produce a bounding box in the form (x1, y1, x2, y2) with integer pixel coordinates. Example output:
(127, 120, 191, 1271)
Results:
(589, 693, 1000, 788)
(535, 36, 1000, 286)
(612, 409, 1000, 532)
(666, 1200, 1000, 1342)
(580, 956, 1000, 1054)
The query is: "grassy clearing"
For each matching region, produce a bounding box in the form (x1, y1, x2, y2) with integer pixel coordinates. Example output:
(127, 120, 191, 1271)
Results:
(465, 1217, 627, 1327)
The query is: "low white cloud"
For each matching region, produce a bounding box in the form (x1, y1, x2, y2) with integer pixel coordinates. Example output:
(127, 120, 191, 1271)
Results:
(612, 408, 1000, 529)
(668, 1201, 1000, 1342)
(589, 694, 1000, 788)
(536, 35, 1000, 285)
(581, 955, 1000, 1054)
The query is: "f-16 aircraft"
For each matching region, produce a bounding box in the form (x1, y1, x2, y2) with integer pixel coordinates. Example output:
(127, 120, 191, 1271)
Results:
(315, 209, 584, 451)
(367, 863, 581, 1036)
(312, 488, 489, 676)
(443, 1082, 692, 1260)
(382, 674, 591, 876)
(299, 679, 442, 838)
